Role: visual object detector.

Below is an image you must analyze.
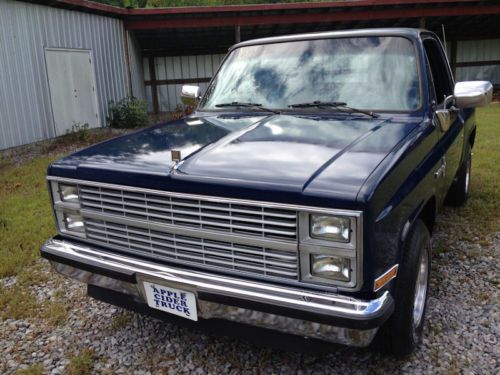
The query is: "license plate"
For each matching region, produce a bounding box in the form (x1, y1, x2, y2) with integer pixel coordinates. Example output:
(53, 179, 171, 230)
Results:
(142, 281, 198, 321)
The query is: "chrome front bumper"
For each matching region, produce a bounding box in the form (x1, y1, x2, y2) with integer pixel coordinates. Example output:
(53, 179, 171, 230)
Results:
(41, 238, 394, 347)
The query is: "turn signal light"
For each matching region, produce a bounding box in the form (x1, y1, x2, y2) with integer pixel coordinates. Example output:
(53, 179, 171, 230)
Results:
(374, 265, 399, 292)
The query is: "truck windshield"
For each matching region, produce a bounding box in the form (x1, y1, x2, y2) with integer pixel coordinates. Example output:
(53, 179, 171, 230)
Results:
(200, 36, 420, 112)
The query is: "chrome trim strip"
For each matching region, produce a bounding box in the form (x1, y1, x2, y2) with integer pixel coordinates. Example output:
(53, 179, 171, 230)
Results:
(42, 238, 390, 319)
(47, 176, 362, 217)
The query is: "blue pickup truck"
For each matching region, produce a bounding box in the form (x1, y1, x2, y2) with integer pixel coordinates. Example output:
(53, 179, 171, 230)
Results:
(41, 28, 492, 355)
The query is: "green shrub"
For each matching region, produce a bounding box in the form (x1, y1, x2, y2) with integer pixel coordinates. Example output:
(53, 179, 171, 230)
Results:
(108, 97, 148, 129)
(65, 123, 90, 142)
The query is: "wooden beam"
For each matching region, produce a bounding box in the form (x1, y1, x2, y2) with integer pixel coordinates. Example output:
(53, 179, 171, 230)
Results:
(125, 5, 500, 30)
(148, 57, 159, 114)
(145, 77, 212, 86)
(455, 60, 500, 67)
(124, 0, 482, 16)
(450, 39, 457, 79)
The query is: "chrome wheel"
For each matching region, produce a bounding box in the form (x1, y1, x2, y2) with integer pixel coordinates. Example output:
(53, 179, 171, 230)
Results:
(465, 154, 471, 195)
(413, 246, 429, 329)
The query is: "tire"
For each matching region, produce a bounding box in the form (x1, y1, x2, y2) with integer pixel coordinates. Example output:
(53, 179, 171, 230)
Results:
(378, 220, 431, 357)
(445, 144, 472, 206)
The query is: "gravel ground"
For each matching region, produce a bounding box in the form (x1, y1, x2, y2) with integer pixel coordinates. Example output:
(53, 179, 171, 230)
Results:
(1, 222, 499, 374)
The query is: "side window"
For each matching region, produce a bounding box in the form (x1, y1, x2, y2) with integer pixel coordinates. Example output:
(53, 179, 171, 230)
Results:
(423, 39, 453, 106)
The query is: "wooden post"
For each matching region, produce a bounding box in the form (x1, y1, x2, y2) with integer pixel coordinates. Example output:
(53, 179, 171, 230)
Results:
(419, 17, 426, 29)
(123, 28, 133, 97)
(235, 25, 241, 43)
(148, 56, 159, 114)
(450, 40, 458, 80)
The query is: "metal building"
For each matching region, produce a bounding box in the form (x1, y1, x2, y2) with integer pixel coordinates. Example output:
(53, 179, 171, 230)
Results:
(1, 0, 500, 150)
(0, 0, 144, 150)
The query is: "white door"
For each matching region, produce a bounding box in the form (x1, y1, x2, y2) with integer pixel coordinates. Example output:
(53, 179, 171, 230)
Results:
(45, 48, 100, 136)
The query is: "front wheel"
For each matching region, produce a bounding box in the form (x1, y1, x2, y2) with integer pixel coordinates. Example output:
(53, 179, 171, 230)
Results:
(378, 220, 431, 357)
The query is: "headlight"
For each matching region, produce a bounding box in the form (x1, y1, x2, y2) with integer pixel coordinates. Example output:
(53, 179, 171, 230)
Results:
(63, 212, 85, 234)
(59, 184, 79, 203)
(299, 211, 360, 289)
(310, 214, 350, 242)
(310, 254, 350, 281)
(50, 180, 85, 238)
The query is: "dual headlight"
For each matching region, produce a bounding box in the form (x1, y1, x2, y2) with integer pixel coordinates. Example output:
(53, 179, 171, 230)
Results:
(58, 184, 79, 204)
(310, 215, 350, 242)
(300, 212, 360, 288)
(50, 182, 85, 237)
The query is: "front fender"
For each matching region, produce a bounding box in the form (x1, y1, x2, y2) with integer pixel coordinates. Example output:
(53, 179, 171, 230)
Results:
(359, 118, 440, 296)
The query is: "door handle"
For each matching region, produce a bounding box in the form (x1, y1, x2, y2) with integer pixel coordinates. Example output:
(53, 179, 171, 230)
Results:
(434, 157, 446, 179)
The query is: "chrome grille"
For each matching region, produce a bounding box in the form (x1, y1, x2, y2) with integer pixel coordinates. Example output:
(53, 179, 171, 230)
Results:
(75, 183, 299, 282)
(79, 185, 297, 241)
(84, 218, 298, 280)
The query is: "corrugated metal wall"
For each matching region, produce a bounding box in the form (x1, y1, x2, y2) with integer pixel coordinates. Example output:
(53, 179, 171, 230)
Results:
(144, 54, 225, 112)
(0, 0, 140, 150)
(127, 31, 146, 101)
(455, 39, 500, 84)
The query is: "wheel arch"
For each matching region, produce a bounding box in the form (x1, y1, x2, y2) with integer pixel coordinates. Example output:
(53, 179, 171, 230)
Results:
(402, 196, 436, 245)
(418, 196, 437, 235)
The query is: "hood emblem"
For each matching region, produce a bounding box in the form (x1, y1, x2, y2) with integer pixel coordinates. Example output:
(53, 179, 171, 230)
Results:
(171, 150, 181, 162)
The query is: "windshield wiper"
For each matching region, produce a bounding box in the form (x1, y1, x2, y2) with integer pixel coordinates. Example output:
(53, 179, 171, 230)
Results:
(288, 101, 379, 118)
(215, 102, 281, 115)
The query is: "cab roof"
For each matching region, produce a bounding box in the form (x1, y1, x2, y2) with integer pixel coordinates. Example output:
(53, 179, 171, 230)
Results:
(231, 28, 427, 51)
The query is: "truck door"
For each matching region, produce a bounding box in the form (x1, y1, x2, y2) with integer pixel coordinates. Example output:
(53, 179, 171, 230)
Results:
(423, 37, 465, 201)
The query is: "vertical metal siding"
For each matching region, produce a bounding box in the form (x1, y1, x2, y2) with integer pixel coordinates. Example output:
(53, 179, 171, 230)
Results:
(456, 65, 500, 84)
(0, 0, 136, 150)
(145, 54, 226, 112)
(456, 39, 500, 63)
(455, 39, 500, 84)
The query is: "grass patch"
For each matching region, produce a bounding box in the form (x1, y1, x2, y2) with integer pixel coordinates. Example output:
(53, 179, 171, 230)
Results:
(0, 129, 127, 279)
(43, 300, 69, 326)
(110, 311, 133, 331)
(17, 265, 50, 287)
(0, 155, 59, 277)
(65, 349, 95, 375)
(466, 105, 500, 234)
(436, 104, 500, 244)
(0, 286, 40, 320)
(0, 284, 69, 325)
(14, 364, 45, 375)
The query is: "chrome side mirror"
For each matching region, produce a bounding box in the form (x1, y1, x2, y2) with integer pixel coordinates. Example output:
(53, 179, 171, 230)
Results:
(454, 81, 493, 108)
(181, 85, 201, 106)
(435, 94, 454, 132)
(435, 109, 451, 132)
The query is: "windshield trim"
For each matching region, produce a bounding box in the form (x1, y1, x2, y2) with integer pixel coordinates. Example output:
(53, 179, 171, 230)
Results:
(198, 35, 424, 114)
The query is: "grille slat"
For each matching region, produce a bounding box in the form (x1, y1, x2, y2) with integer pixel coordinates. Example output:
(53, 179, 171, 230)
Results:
(80, 186, 297, 240)
(78, 184, 299, 282)
(84, 218, 298, 280)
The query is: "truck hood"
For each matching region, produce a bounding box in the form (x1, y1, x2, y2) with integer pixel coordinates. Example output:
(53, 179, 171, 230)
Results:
(50, 113, 421, 202)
